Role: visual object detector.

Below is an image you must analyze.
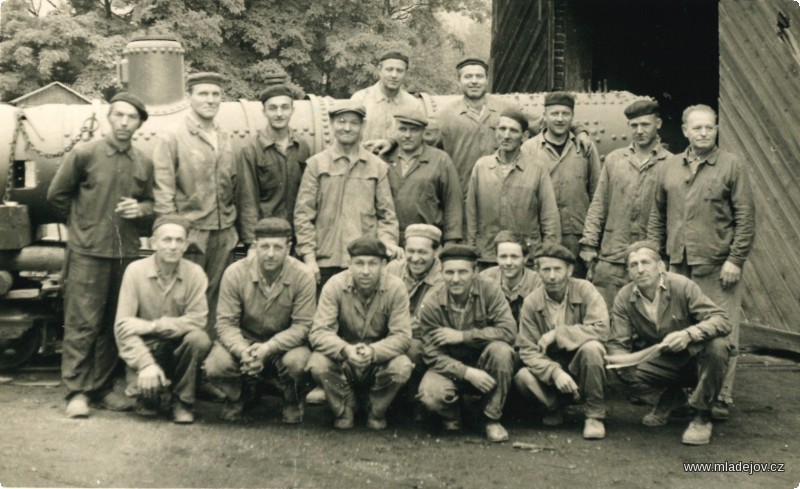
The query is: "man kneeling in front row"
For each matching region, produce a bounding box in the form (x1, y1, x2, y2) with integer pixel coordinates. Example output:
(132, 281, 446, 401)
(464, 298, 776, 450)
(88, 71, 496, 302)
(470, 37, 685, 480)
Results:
(114, 216, 212, 424)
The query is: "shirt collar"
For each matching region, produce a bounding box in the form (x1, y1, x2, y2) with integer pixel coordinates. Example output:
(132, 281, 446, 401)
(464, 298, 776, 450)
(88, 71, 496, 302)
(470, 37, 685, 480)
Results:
(104, 135, 133, 158)
(533, 278, 582, 310)
(186, 111, 221, 136)
(370, 82, 406, 104)
(683, 146, 720, 166)
(144, 254, 187, 282)
(631, 273, 668, 301)
(329, 145, 370, 165)
(456, 94, 500, 116)
(343, 269, 389, 295)
(436, 279, 481, 308)
(540, 129, 576, 148)
(257, 128, 299, 150)
(490, 149, 524, 171)
(625, 140, 670, 161)
(247, 254, 291, 286)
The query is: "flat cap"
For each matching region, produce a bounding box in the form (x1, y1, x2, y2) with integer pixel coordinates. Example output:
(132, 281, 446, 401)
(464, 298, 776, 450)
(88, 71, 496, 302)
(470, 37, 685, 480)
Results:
(109, 92, 148, 122)
(259, 84, 294, 103)
(499, 108, 528, 133)
(439, 244, 479, 263)
(404, 224, 442, 244)
(456, 57, 489, 72)
(624, 99, 660, 119)
(394, 106, 428, 128)
(544, 91, 575, 109)
(186, 72, 225, 89)
(347, 236, 387, 259)
(535, 242, 575, 264)
(152, 215, 191, 234)
(379, 50, 409, 66)
(625, 240, 661, 263)
(255, 217, 292, 238)
(329, 101, 366, 119)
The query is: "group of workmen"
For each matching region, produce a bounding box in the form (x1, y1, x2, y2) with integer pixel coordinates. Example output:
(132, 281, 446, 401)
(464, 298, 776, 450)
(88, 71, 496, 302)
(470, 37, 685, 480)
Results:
(46, 50, 754, 447)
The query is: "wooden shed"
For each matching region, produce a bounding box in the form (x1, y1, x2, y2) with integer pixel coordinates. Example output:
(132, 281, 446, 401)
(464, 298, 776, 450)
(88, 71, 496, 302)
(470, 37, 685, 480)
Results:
(9, 82, 92, 107)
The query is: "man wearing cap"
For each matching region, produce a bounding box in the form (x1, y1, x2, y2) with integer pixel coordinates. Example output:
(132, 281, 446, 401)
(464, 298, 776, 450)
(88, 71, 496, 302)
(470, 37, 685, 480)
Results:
(647, 104, 754, 420)
(514, 243, 609, 440)
(580, 100, 672, 309)
(295, 102, 402, 287)
(307, 236, 413, 430)
(48, 92, 154, 418)
(417, 244, 517, 442)
(466, 108, 561, 267)
(153, 72, 239, 337)
(238, 85, 310, 249)
(351, 50, 425, 142)
(608, 241, 731, 445)
(521, 91, 601, 279)
(114, 216, 212, 424)
(479, 231, 543, 324)
(383, 107, 463, 243)
(203, 218, 316, 423)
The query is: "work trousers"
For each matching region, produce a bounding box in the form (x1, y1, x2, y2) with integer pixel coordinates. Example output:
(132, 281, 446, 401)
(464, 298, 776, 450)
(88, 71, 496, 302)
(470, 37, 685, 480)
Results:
(185, 226, 237, 338)
(418, 341, 515, 421)
(592, 260, 629, 311)
(562, 234, 588, 279)
(513, 340, 607, 419)
(62, 251, 134, 398)
(306, 352, 413, 419)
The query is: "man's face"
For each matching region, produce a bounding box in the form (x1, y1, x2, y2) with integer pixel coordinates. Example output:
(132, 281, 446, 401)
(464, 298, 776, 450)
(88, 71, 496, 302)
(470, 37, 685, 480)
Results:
(496, 116, 524, 153)
(627, 249, 663, 291)
(151, 224, 188, 265)
(396, 121, 424, 152)
(682, 110, 718, 153)
(188, 83, 222, 121)
(543, 105, 573, 137)
(107, 101, 142, 143)
(379, 59, 408, 92)
(255, 237, 290, 274)
(537, 257, 572, 296)
(442, 259, 477, 296)
(264, 95, 293, 131)
(404, 236, 436, 278)
(629, 114, 661, 148)
(332, 112, 363, 146)
(458, 65, 488, 100)
(350, 256, 385, 293)
(496, 242, 526, 281)
(423, 123, 441, 147)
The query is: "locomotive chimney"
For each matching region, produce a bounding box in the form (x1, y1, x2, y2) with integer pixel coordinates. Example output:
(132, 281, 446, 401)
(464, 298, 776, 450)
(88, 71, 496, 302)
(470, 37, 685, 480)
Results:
(120, 35, 185, 109)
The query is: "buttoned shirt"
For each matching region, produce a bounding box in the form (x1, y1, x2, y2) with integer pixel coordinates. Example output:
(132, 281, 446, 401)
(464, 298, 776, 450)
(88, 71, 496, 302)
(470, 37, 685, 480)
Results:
(521, 131, 600, 236)
(153, 113, 238, 230)
(309, 270, 411, 363)
(294, 145, 399, 268)
(351, 82, 425, 141)
(479, 266, 542, 324)
(47, 136, 154, 258)
(647, 146, 755, 267)
(633, 276, 667, 323)
(580, 142, 672, 263)
(385, 258, 443, 336)
(238, 128, 310, 244)
(114, 256, 208, 371)
(466, 151, 561, 262)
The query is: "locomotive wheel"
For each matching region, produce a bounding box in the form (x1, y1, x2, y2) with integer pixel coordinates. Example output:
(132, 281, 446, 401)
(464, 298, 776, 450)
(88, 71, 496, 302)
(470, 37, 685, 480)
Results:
(0, 326, 42, 371)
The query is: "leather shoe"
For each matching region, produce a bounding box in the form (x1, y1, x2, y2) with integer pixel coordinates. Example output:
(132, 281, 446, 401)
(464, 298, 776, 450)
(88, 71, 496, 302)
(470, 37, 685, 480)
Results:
(219, 399, 244, 421)
(172, 400, 195, 424)
(281, 404, 303, 424)
(583, 418, 606, 440)
(442, 418, 462, 431)
(366, 414, 387, 430)
(66, 394, 90, 418)
(682, 416, 713, 445)
(306, 386, 327, 405)
(333, 407, 354, 430)
(135, 398, 158, 417)
(485, 422, 509, 443)
(711, 401, 731, 421)
(97, 390, 135, 411)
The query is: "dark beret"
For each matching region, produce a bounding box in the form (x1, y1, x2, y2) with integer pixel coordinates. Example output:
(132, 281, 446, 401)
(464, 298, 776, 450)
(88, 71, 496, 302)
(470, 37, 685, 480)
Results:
(259, 85, 294, 104)
(347, 236, 387, 259)
(329, 101, 366, 120)
(624, 99, 660, 120)
(625, 240, 662, 263)
(535, 242, 575, 264)
(499, 108, 528, 133)
(439, 244, 479, 263)
(255, 217, 292, 239)
(379, 50, 409, 66)
(544, 91, 575, 109)
(186, 72, 225, 89)
(456, 57, 489, 72)
(394, 106, 428, 128)
(109, 92, 148, 122)
(152, 215, 191, 234)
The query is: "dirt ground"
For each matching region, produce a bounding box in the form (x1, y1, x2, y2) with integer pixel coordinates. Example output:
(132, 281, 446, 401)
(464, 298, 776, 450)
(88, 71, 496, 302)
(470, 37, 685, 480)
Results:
(0, 352, 798, 489)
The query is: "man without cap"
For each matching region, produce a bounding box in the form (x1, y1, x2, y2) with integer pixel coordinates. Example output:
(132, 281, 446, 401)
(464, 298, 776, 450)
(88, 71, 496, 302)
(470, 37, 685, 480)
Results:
(238, 85, 310, 250)
(204, 218, 316, 423)
(153, 72, 239, 338)
(295, 101, 402, 288)
(580, 99, 672, 310)
(521, 92, 601, 279)
(466, 108, 561, 267)
(307, 236, 413, 430)
(479, 231, 543, 325)
(382, 107, 463, 244)
(114, 216, 212, 424)
(646, 104, 754, 420)
(48, 92, 153, 418)
(607, 241, 731, 445)
(514, 243, 609, 440)
(417, 244, 517, 442)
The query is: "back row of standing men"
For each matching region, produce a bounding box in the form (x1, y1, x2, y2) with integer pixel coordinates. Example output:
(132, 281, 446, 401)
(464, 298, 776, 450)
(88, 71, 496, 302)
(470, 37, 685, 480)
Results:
(46, 51, 754, 447)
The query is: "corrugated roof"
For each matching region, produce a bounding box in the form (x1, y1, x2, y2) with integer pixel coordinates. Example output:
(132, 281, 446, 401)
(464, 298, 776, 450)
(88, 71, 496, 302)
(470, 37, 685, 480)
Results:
(9, 82, 92, 105)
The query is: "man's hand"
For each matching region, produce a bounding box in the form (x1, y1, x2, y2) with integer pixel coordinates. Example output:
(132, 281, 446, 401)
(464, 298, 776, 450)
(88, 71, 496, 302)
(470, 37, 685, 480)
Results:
(430, 327, 465, 347)
(304, 255, 321, 283)
(553, 369, 579, 397)
(241, 342, 271, 375)
(363, 139, 394, 156)
(662, 330, 691, 352)
(575, 131, 592, 155)
(115, 197, 142, 219)
(386, 243, 405, 260)
(579, 247, 598, 265)
(464, 367, 496, 394)
(138, 364, 169, 399)
(720, 260, 741, 289)
(344, 344, 372, 369)
(537, 330, 557, 352)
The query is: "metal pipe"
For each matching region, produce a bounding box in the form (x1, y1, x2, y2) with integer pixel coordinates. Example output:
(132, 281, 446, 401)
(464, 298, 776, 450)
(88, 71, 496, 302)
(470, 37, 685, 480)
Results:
(0, 246, 65, 272)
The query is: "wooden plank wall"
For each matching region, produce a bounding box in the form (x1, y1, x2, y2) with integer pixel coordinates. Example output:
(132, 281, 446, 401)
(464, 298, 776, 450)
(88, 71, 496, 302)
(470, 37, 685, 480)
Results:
(491, 0, 552, 93)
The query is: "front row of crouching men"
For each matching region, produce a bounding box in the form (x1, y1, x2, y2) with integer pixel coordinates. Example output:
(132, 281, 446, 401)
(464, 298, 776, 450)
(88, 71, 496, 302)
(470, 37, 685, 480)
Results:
(115, 216, 732, 446)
